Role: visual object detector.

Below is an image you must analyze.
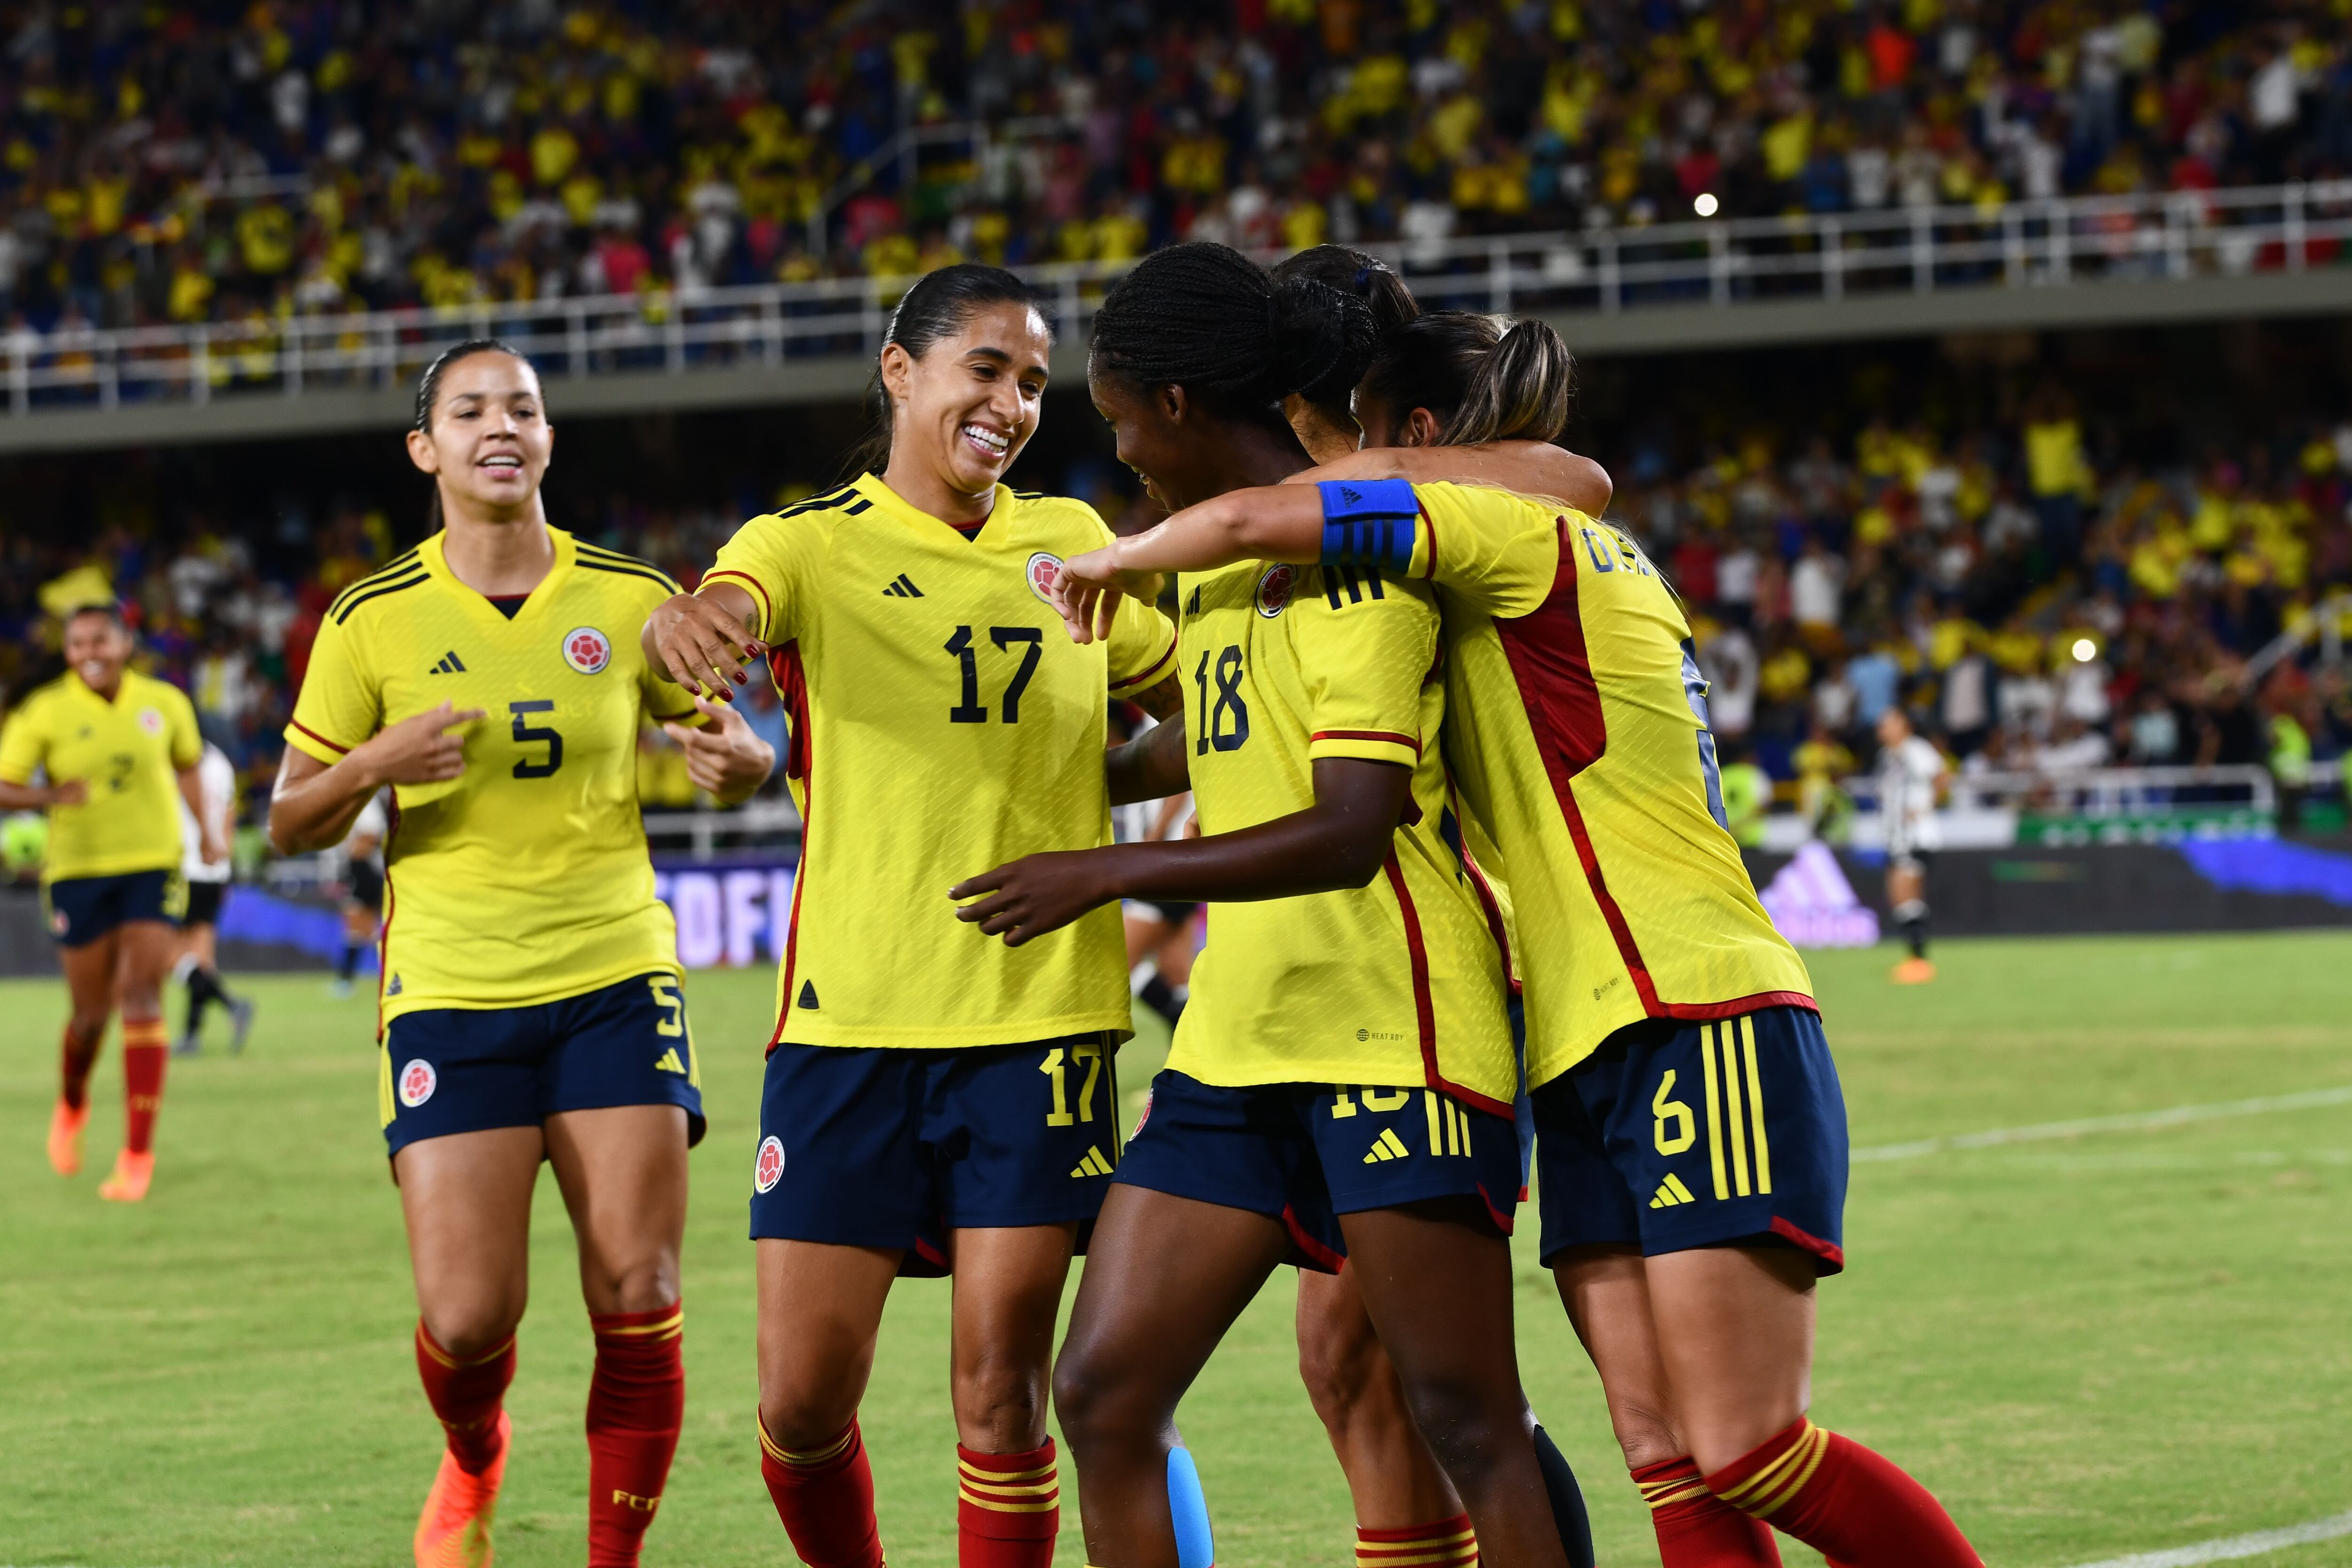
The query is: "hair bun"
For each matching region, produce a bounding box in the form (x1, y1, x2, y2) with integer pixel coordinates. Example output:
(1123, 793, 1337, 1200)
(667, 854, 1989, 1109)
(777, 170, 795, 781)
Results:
(1267, 276, 1379, 407)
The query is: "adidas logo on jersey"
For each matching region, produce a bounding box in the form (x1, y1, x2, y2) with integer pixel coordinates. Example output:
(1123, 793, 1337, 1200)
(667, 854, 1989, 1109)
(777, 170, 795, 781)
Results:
(653, 1048, 686, 1075)
(1649, 1172, 1698, 1209)
(881, 573, 924, 598)
(385, 974, 403, 996)
(796, 979, 819, 1011)
(1070, 1146, 1114, 1178)
(1363, 1128, 1412, 1164)
(429, 651, 468, 674)
(1757, 841, 1880, 948)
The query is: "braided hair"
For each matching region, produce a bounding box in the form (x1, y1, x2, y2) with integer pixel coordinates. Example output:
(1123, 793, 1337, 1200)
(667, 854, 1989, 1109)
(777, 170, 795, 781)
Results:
(1268, 245, 1420, 338)
(1089, 242, 1378, 425)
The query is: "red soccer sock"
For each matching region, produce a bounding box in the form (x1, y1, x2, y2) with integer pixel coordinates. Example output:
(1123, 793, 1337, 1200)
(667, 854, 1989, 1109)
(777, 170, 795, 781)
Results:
(415, 1320, 517, 1475)
(1357, 1514, 1478, 1568)
(59, 1019, 103, 1110)
(1704, 1418, 1981, 1568)
(956, 1438, 1059, 1568)
(586, 1305, 686, 1568)
(1633, 1455, 1782, 1567)
(759, 1415, 883, 1568)
(119, 1021, 167, 1154)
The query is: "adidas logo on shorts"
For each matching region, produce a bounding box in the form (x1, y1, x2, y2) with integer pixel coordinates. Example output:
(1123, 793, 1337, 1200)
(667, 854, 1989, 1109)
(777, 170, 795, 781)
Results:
(1069, 1146, 1113, 1178)
(1363, 1128, 1411, 1164)
(1649, 1172, 1698, 1209)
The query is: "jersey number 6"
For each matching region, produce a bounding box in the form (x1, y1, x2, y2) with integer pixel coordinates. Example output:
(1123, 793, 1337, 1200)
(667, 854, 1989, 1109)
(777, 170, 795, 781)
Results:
(509, 700, 564, 779)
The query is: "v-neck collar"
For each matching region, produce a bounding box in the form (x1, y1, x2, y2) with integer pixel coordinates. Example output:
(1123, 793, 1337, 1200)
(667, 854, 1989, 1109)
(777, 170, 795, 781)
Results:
(853, 471, 1012, 545)
(69, 669, 130, 708)
(422, 525, 573, 625)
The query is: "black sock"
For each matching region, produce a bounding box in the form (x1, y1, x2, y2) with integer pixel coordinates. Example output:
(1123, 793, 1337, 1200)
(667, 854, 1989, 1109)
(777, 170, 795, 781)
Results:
(1137, 971, 1186, 1026)
(338, 943, 362, 981)
(184, 965, 220, 1033)
(1900, 913, 1929, 958)
(1532, 1423, 1596, 1568)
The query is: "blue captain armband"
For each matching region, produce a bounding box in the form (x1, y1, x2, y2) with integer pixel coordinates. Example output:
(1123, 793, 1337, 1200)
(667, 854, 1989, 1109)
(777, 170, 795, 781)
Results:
(1317, 478, 1420, 573)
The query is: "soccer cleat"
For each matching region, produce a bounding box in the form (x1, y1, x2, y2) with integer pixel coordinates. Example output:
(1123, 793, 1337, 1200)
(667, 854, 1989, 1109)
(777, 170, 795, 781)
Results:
(96, 1148, 154, 1202)
(172, 1027, 202, 1057)
(415, 1410, 509, 1568)
(329, 978, 356, 1000)
(1890, 957, 1938, 985)
(48, 1098, 88, 1176)
(229, 997, 256, 1055)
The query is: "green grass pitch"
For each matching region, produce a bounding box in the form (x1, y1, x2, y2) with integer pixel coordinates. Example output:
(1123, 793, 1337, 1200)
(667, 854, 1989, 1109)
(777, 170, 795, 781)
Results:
(3, 931, 2349, 1568)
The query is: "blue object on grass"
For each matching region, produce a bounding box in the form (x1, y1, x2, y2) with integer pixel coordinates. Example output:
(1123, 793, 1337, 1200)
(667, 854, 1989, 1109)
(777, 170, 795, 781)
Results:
(1168, 1445, 1215, 1568)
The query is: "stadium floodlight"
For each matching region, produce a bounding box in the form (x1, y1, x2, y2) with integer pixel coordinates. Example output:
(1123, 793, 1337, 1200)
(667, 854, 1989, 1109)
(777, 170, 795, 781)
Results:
(1693, 192, 1720, 217)
(2072, 637, 2098, 662)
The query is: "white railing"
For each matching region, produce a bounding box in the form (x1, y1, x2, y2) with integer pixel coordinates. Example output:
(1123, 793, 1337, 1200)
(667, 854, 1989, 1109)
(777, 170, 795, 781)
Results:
(641, 797, 802, 860)
(7, 180, 2350, 417)
(1842, 763, 2278, 819)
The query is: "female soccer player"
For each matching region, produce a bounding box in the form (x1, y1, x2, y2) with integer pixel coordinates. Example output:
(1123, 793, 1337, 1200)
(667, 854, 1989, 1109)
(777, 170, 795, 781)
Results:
(268, 340, 773, 1568)
(0, 600, 222, 1201)
(174, 737, 254, 1054)
(1050, 309, 1985, 1568)
(640, 264, 1183, 1568)
(1267, 250, 1607, 1568)
(949, 243, 1569, 1568)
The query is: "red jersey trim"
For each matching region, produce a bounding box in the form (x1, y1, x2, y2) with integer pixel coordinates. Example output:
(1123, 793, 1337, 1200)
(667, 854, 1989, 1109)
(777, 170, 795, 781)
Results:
(767, 642, 811, 1052)
(1107, 628, 1179, 692)
(1312, 729, 1421, 754)
(289, 719, 352, 756)
(374, 797, 400, 1043)
(701, 568, 773, 637)
(1417, 500, 1439, 581)
(1661, 991, 1819, 1021)
(1283, 1204, 1346, 1273)
(1381, 852, 1513, 1119)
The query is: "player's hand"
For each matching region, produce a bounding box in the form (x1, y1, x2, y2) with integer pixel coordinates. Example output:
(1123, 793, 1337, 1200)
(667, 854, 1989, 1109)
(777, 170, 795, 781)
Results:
(1052, 549, 1158, 646)
(358, 701, 484, 786)
(665, 695, 774, 806)
(199, 829, 229, 867)
(47, 778, 88, 807)
(949, 851, 1118, 947)
(646, 592, 763, 701)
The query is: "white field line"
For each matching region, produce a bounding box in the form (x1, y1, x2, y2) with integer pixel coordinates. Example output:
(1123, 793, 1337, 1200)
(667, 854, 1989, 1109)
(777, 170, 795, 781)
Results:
(1854, 1086, 2352, 1163)
(2063, 1510, 2352, 1567)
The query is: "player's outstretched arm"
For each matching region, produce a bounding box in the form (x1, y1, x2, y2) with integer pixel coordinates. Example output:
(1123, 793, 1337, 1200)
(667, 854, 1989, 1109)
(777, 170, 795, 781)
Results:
(1053, 488, 1328, 645)
(1284, 443, 1613, 516)
(0, 776, 85, 809)
(268, 701, 484, 853)
(643, 583, 764, 701)
(663, 695, 775, 807)
(950, 757, 1410, 947)
(1108, 708, 1192, 807)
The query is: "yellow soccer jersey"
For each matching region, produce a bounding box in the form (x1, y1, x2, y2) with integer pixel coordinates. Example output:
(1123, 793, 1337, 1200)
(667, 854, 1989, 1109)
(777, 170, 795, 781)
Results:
(702, 473, 1178, 1049)
(1163, 558, 1516, 1112)
(1393, 483, 1814, 1089)
(0, 667, 200, 880)
(284, 528, 701, 1028)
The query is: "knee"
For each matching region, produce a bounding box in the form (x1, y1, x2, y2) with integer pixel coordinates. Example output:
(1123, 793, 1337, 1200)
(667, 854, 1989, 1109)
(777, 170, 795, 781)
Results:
(1051, 1337, 1148, 1456)
(421, 1305, 522, 1363)
(758, 1378, 859, 1452)
(67, 1006, 109, 1039)
(588, 1252, 680, 1317)
(1604, 1397, 1687, 1472)
(1396, 1376, 1514, 1480)
(955, 1352, 1048, 1450)
(1295, 1324, 1376, 1435)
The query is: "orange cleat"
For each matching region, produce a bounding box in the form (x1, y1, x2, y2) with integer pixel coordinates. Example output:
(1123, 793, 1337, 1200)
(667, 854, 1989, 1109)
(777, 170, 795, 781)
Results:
(414, 1410, 509, 1568)
(96, 1148, 154, 1202)
(48, 1098, 88, 1176)
(1890, 956, 1938, 985)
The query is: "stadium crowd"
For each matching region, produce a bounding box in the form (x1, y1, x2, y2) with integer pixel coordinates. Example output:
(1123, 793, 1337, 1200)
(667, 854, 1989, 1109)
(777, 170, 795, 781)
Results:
(4, 380, 2350, 851)
(0, 0, 2346, 340)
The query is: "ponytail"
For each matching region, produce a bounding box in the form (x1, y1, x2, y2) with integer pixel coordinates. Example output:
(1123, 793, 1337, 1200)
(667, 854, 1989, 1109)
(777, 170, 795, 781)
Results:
(1358, 312, 1575, 446)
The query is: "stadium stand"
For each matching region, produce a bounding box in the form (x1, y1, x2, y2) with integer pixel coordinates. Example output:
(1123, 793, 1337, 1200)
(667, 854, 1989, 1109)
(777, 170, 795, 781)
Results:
(0, 0, 2344, 338)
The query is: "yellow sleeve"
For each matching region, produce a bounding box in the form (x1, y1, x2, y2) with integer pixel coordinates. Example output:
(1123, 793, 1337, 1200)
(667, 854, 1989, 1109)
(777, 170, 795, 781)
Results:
(703, 512, 818, 646)
(1105, 595, 1179, 696)
(1412, 482, 1570, 621)
(163, 683, 202, 770)
(1295, 567, 1438, 770)
(285, 609, 380, 764)
(0, 696, 46, 785)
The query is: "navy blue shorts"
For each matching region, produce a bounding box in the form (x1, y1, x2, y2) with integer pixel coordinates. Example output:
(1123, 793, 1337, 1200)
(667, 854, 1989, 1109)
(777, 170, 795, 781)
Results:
(749, 1037, 1121, 1276)
(1115, 1070, 1522, 1273)
(45, 869, 184, 947)
(1533, 1005, 1848, 1274)
(380, 971, 705, 1157)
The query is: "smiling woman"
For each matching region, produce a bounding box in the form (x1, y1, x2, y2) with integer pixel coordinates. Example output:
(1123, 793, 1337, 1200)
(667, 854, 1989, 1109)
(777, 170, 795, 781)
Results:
(639, 264, 1188, 1568)
(262, 337, 776, 1568)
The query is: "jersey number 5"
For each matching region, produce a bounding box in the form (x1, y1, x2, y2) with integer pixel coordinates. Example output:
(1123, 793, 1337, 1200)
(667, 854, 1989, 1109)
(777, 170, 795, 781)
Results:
(509, 700, 564, 778)
(946, 626, 1043, 724)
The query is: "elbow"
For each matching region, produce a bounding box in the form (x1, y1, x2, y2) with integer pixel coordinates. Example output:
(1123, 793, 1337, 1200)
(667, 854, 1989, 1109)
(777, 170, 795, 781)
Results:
(1319, 825, 1394, 892)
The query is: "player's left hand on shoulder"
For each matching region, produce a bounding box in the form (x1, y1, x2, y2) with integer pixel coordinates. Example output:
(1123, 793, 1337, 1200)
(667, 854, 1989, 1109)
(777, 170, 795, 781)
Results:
(664, 695, 774, 805)
(949, 852, 1110, 947)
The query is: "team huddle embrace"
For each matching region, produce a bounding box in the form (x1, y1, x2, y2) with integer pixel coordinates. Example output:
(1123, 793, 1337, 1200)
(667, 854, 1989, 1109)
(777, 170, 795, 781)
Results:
(233, 244, 1980, 1568)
